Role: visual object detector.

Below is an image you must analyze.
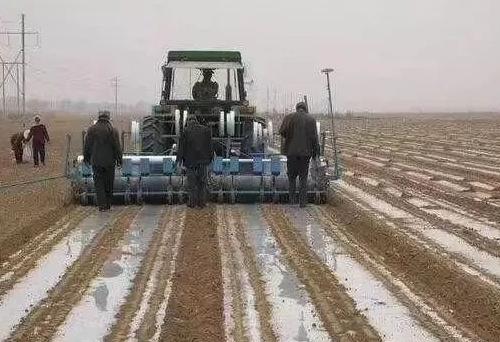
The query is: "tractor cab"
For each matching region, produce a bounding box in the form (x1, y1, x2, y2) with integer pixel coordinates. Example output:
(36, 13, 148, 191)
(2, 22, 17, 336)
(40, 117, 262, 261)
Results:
(159, 51, 253, 115)
(145, 51, 265, 156)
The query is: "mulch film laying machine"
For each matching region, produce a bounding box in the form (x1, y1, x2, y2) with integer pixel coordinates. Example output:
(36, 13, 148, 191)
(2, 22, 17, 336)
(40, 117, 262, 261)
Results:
(68, 51, 340, 205)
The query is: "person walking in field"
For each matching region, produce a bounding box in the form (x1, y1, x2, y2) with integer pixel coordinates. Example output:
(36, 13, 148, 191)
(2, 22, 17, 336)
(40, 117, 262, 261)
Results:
(279, 102, 320, 207)
(10, 131, 26, 164)
(83, 110, 122, 211)
(177, 116, 213, 208)
(26, 115, 50, 167)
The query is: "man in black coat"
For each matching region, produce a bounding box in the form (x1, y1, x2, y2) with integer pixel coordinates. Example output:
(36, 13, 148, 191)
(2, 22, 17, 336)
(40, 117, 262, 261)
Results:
(83, 110, 123, 211)
(177, 116, 213, 208)
(279, 102, 320, 207)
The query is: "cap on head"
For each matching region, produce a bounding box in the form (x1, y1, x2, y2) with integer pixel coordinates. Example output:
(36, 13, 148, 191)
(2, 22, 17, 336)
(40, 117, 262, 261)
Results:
(98, 110, 111, 120)
(202, 68, 214, 76)
(296, 102, 308, 112)
(186, 115, 198, 125)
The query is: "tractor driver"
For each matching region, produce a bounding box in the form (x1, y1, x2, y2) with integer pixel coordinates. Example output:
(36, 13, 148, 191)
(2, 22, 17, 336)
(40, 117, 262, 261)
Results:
(192, 68, 218, 101)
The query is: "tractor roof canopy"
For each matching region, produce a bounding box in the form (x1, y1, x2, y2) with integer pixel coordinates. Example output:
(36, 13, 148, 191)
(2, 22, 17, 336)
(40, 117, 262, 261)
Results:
(166, 50, 243, 69)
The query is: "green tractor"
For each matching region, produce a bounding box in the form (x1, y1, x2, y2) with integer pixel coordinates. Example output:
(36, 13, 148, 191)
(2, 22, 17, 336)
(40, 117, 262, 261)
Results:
(71, 50, 333, 204)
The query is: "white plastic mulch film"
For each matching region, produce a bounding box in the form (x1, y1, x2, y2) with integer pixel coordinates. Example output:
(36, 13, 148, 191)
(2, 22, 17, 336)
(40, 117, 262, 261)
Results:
(130, 121, 141, 153)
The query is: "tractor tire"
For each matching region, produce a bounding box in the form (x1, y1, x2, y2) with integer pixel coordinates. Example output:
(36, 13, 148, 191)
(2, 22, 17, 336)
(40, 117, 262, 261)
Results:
(141, 116, 164, 154)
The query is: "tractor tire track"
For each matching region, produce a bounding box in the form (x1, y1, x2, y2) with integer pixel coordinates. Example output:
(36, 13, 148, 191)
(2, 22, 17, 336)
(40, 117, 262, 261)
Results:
(7, 207, 139, 342)
(261, 205, 381, 342)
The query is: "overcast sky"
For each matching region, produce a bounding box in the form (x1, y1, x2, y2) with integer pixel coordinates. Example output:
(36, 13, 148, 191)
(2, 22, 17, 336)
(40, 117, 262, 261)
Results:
(2, 0, 500, 112)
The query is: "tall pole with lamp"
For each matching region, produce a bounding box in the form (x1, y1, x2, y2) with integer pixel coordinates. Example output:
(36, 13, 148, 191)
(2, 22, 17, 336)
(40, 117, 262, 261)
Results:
(321, 68, 340, 178)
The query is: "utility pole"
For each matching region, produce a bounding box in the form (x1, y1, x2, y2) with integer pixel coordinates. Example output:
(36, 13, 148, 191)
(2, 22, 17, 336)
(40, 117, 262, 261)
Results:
(112, 76, 118, 116)
(266, 85, 269, 115)
(0, 14, 39, 117)
(321, 67, 339, 177)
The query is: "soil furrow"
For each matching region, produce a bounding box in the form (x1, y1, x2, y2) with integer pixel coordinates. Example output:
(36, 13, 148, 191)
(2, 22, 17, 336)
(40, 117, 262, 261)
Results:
(0, 204, 76, 264)
(7, 207, 138, 342)
(321, 194, 500, 342)
(217, 206, 253, 342)
(261, 205, 381, 342)
(229, 206, 278, 342)
(308, 206, 470, 342)
(341, 156, 500, 223)
(343, 174, 500, 261)
(159, 206, 224, 342)
(0, 207, 91, 297)
(132, 207, 185, 342)
(102, 206, 182, 341)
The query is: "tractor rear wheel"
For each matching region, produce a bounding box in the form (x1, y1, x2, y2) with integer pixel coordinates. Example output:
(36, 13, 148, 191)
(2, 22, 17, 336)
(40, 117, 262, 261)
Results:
(141, 116, 164, 154)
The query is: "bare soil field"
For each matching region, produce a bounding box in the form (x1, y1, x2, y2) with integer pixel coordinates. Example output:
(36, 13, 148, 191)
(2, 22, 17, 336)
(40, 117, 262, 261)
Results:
(1, 114, 500, 342)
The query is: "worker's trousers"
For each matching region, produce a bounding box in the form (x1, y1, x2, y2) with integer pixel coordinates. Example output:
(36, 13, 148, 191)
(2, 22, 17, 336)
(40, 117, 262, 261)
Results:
(92, 165, 115, 210)
(13, 146, 23, 164)
(186, 164, 208, 208)
(33, 144, 46, 166)
(287, 155, 310, 207)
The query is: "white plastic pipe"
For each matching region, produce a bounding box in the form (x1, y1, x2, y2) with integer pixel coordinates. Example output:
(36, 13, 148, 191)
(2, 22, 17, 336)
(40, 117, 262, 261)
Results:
(252, 121, 259, 148)
(174, 109, 181, 135)
(227, 110, 235, 137)
(219, 111, 225, 137)
(183, 110, 188, 127)
(316, 121, 321, 141)
(130, 120, 141, 152)
(267, 121, 273, 140)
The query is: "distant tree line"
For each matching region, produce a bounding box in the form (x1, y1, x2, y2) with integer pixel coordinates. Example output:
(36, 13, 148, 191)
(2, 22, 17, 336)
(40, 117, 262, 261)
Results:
(0, 96, 151, 116)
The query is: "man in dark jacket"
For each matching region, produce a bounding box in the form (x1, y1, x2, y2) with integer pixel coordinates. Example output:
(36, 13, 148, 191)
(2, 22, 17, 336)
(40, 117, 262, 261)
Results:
(177, 116, 213, 208)
(83, 110, 122, 211)
(27, 115, 50, 166)
(279, 102, 320, 207)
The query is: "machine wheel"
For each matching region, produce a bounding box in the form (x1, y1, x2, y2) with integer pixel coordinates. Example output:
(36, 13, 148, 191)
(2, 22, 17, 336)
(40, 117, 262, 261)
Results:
(314, 192, 321, 205)
(137, 189, 144, 205)
(80, 193, 88, 206)
(124, 191, 131, 205)
(141, 116, 165, 154)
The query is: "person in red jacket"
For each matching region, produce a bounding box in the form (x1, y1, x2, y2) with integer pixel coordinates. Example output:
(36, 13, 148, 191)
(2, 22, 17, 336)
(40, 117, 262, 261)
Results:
(27, 115, 50, 166)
